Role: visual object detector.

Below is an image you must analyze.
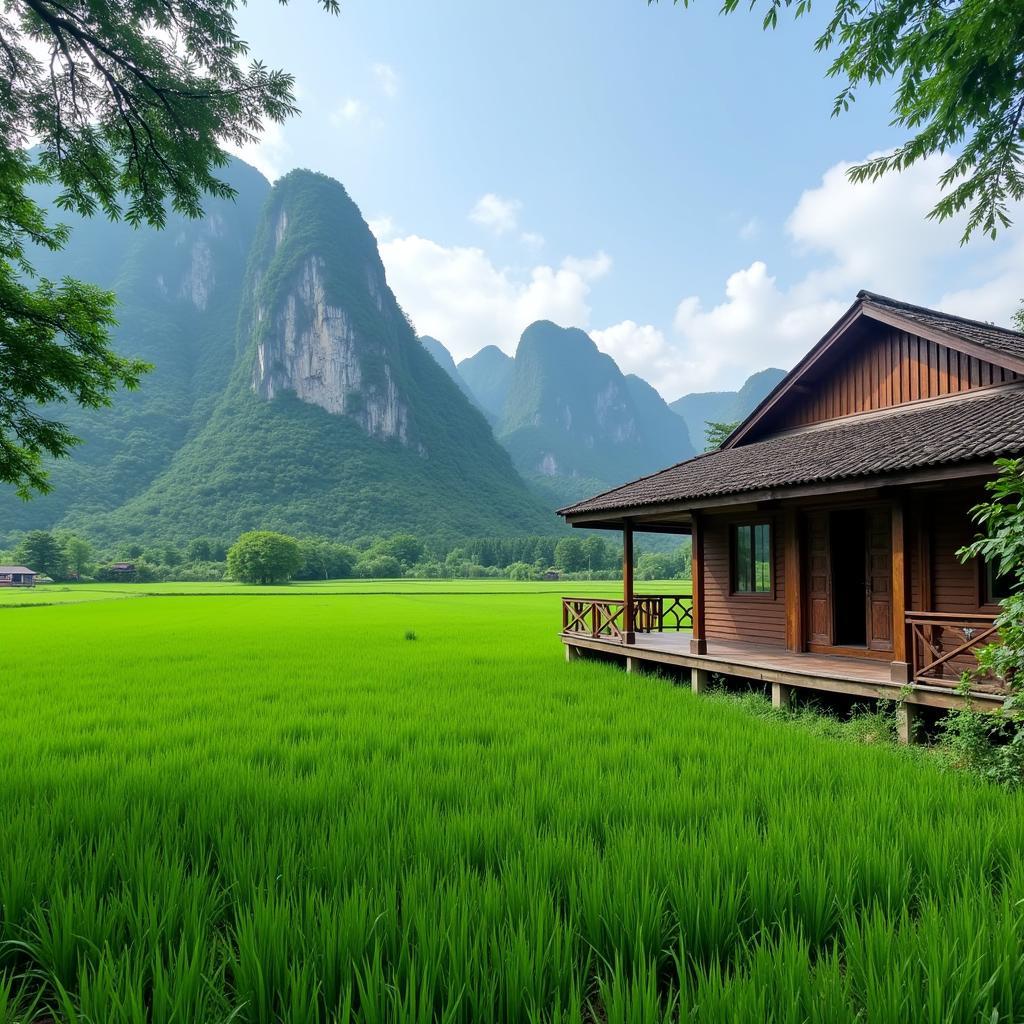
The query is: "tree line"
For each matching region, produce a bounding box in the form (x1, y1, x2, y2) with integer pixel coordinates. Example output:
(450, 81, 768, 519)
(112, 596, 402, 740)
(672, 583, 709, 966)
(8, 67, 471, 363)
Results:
(1, 529, 691, 584)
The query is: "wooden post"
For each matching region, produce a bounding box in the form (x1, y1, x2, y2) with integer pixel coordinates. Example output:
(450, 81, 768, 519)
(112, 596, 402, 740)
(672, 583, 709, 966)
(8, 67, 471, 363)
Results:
(565, 643, 579, 663)
(691, 668, 710, 694)
(896, 702, 917, 744)
(772, 682, 793, 709)
(689, 512, 707, 655)
(784, 509, 803, 653)
(890, 498, 912, 684)
(622, 520, 635, 645)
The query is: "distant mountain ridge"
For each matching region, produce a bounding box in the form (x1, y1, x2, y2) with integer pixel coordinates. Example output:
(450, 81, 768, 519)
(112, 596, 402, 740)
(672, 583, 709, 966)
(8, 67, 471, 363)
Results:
(670, 367, 787, 450)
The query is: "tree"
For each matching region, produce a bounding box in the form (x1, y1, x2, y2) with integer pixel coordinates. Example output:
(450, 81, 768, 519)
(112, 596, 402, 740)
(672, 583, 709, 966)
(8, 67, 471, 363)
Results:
(554, 537, 587, 573)
(14, 529, 67, 577)
(59, 532, 93, 577)
(945, 458, 1024, 784)
(0, 0, 337, 498)
(583, 534, 610, 571)
(376, 534, 424, 568)
(660, 0, 1024, 241)
(704, 420, 739, 451)
(297, 537, 356, 580)
(355, 553, 402, 579)
(1015, 301, 1024, 333)
(226, 531, 302, 585)
(185, 538, 213, 563)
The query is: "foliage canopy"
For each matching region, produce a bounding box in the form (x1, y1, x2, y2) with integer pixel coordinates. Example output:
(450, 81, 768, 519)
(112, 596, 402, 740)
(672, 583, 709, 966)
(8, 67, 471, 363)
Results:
(0, 0, 336, 496)
(660, 0, 1024, 242)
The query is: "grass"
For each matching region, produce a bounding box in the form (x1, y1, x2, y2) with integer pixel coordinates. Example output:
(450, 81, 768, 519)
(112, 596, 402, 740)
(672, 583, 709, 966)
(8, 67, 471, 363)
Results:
(1, 581, 1023, 1022)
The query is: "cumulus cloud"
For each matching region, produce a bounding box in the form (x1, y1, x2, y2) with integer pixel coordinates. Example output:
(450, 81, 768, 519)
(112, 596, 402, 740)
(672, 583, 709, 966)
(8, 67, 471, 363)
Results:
(367, 215, 396, 241)
(372, 63, 399, 97)
(378, 235, 610, 360)
(469, 193, 522, 235)
(596, 154, 1024, 396)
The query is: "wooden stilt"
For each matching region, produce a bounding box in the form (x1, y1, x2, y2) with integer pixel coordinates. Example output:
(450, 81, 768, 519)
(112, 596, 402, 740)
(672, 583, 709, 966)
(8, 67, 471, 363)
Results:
(896, 702, 917, 744)
(772, 682, 793, 709)
(691, 668, 710, 694)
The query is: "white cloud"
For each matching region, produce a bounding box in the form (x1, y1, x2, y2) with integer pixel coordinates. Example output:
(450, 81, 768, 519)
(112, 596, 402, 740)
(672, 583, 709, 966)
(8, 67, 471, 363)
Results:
(330, 98, 364, 125)
(606, 154, 1024, 396)
(378, 235, 608, 360)
(562, 251, 612, 279)
(368, 215, 396, 241)
(520, 231, 546, 249)
(469, 193, 522, 235)
(372, 63, 399, 98)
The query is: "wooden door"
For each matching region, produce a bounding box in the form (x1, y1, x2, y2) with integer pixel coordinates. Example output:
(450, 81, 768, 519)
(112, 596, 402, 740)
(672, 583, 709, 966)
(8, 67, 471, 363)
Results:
(806, 512, 832, 646)
(866, 508, 893, 651)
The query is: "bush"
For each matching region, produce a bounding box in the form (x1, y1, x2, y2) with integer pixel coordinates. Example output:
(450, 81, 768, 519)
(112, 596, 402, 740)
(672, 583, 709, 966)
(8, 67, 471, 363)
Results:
(355, 554, 402, 579)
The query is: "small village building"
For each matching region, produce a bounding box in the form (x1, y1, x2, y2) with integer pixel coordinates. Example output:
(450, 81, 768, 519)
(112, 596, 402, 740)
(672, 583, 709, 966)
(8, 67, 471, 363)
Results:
(558, 291, 1024, 740)
(0, 566, 37, 587)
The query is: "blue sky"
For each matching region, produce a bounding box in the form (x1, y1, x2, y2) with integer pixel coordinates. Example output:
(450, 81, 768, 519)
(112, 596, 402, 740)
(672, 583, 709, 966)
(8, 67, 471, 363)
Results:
(232, 0, 1024, 398)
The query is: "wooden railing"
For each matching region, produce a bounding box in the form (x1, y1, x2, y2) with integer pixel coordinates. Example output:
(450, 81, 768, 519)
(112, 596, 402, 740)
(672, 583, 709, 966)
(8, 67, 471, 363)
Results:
(561, 595, 692, 642)
(907, 611, 999, 687)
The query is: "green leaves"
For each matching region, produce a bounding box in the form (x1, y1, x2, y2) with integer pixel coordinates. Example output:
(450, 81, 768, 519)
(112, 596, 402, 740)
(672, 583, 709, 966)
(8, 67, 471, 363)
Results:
(659, 0, 1024, 242)
(0, 0, 338, 498)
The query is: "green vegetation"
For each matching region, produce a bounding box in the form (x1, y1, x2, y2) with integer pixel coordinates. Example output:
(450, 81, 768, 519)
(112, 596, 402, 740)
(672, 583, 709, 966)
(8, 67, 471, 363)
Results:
(1, 528, 688, 585)
(227, 531, 303, 585)
(1, 582, 1023, 1021)
(0, 0, 339, 496)
(942, 458, 1024, 785)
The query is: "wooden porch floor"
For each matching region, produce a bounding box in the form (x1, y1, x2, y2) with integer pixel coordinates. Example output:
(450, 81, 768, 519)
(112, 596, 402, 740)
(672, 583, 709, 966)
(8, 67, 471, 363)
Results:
(561, 630, 1002, 711)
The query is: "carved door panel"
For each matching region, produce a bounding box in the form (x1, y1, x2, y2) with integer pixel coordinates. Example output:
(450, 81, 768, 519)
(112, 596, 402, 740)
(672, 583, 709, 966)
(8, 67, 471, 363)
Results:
(867, 507, 893, 651)
(806, 512, 832, 646)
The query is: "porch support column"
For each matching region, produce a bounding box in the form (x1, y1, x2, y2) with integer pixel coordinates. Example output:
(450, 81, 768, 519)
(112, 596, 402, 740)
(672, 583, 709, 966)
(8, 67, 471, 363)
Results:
(896, 702, 918, 745)
(890, 498, 912, 684)
(622, 519, 635, 645)
(690, 511, 707, 655)
(784, 509, 803, 653)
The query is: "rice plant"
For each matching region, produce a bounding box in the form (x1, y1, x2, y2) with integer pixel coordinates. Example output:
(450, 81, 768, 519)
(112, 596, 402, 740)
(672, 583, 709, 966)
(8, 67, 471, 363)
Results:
(0, 581, 1022, 1021)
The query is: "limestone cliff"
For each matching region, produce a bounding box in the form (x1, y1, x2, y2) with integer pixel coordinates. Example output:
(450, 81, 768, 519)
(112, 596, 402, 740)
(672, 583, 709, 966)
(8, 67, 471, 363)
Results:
(245, 171, 417, 446)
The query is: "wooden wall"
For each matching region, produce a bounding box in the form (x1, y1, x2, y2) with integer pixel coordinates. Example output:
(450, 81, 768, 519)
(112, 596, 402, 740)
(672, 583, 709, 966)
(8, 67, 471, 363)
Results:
(704, 513, 787, 647)
(778, 327, 1018, 430)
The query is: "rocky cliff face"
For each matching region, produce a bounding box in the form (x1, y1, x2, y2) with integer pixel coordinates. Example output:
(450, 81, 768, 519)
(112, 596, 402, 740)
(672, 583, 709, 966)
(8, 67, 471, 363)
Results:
(253, 255, 408, 442)
(244, 171, 416, 446)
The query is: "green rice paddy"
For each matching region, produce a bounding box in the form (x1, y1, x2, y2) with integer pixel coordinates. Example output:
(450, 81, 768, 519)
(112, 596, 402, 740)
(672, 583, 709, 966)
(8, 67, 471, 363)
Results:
(2, 581, 1023, 1022)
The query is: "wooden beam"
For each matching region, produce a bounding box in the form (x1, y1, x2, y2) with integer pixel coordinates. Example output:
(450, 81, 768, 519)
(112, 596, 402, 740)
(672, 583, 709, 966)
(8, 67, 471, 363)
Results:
(622, 521, 635, 645)
(690, 511, 707, 654)
(890, 498, 912, 683)
(784, 510, 803, 653)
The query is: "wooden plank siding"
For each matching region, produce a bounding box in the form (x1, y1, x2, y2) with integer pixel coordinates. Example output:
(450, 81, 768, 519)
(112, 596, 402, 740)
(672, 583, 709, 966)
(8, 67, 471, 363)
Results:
(778, 328, 1019, 430)
(703, 513, 787, 647)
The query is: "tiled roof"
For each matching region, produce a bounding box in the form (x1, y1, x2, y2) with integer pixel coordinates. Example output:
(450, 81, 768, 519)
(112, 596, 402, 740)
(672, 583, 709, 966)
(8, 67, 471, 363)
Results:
(859, 290, 1024, 364)
(559, 384, 1024, 517)
(0, 566, 35, 574)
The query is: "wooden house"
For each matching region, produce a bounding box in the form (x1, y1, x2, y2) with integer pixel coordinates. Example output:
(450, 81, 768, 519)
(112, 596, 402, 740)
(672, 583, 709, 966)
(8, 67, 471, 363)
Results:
(0, 566, 37, 587)
(558, 291, 1024, 739)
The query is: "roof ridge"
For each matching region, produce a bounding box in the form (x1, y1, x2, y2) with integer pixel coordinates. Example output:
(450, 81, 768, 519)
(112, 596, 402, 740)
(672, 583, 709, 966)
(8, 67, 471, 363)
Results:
(857, 289, 1024, 339)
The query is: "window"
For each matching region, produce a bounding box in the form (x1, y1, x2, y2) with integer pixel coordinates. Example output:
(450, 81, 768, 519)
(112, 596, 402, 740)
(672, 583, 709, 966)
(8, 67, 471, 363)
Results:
(733, 523, 772, 594)
(985, 560, 1014, 604)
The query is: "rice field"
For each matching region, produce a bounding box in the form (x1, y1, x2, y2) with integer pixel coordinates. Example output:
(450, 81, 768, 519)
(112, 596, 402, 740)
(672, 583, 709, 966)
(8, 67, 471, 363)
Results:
(2, 581, 1023, 1023)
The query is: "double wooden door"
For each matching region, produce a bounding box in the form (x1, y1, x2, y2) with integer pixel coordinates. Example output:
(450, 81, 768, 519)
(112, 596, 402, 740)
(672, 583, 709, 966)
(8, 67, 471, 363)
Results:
(806, 507, 892, 653)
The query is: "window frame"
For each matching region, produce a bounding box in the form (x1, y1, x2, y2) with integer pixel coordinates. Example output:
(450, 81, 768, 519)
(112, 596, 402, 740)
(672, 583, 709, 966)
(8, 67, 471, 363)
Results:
(731, 521, 774, 598)
(982, 559, 1014, 605)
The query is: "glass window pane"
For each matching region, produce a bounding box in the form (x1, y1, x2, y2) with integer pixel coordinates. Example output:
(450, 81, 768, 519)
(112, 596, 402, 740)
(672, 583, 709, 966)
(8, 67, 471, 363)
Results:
(735, 526, 751, 592)
(754, 524, 771, 592)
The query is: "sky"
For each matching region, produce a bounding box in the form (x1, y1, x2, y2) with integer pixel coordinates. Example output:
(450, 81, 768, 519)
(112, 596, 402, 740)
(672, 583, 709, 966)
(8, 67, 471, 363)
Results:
(229, 0, 1024, 399)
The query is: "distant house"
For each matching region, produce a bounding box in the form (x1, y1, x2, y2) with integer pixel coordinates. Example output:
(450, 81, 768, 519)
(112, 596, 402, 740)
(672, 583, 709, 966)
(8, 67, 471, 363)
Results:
(558, 291, 1024, 740)
(0, 566, 37, 587)
(543, 570, 561, 582)
(110, 563, 136, 576)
